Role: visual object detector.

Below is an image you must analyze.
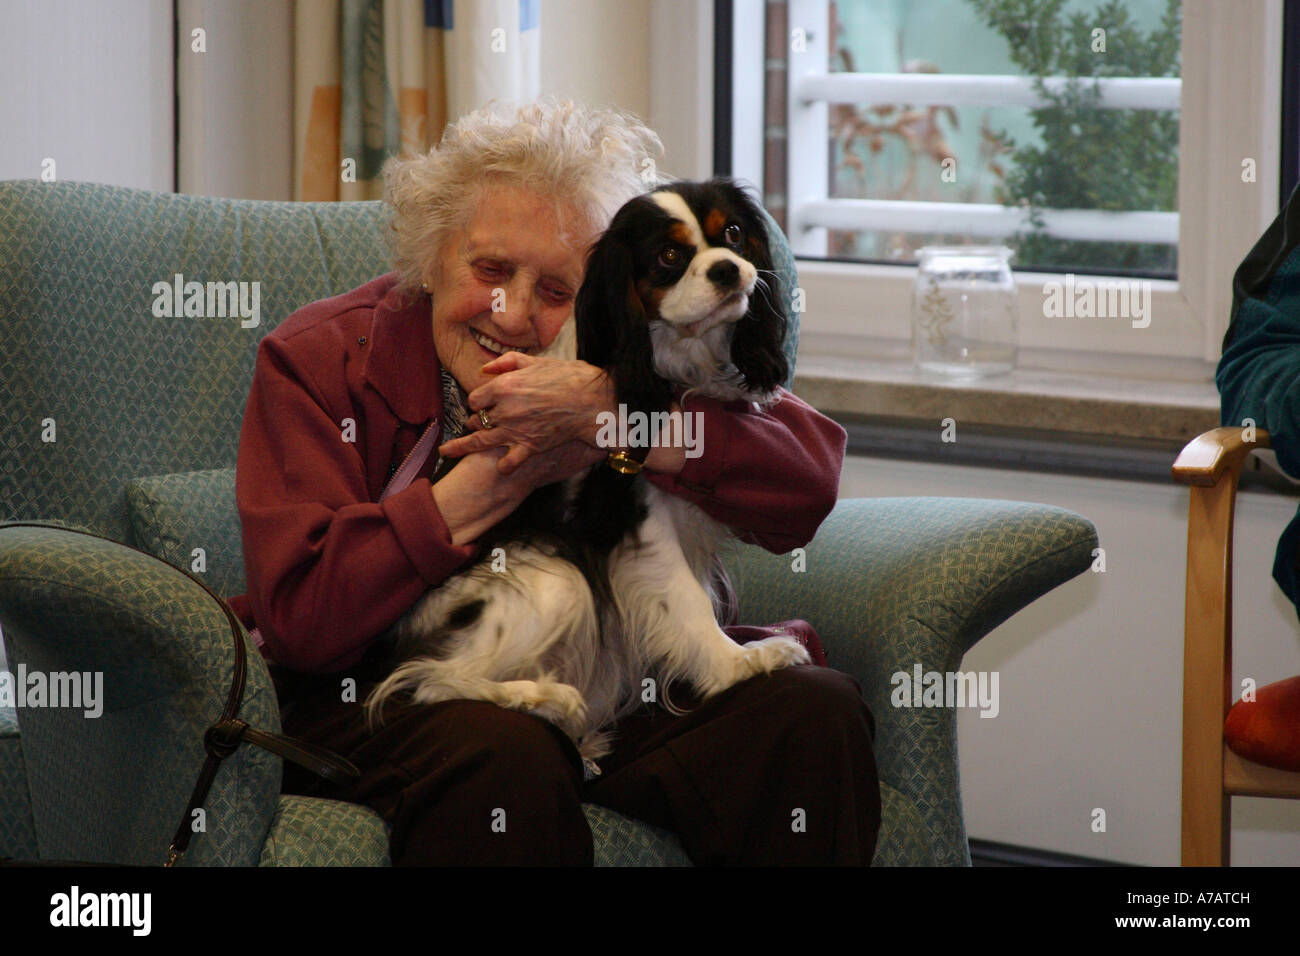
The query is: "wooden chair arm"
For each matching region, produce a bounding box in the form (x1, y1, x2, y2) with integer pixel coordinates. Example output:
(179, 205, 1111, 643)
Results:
(1176, 425, 1272, 865)
(1172, 426, 1271, 487)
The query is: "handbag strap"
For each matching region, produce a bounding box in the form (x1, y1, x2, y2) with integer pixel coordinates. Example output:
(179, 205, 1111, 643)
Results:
(0, 521, 360, 866)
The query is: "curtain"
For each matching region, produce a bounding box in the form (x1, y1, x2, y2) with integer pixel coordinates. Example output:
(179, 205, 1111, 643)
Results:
(294, 0, 541, 201)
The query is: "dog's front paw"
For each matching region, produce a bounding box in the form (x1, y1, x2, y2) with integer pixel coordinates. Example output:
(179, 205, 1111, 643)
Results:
(741, 633, 812, 673)
(517, 678, 588, 739)
(729, 633, 812, 688)
(692, 633, 812, 699)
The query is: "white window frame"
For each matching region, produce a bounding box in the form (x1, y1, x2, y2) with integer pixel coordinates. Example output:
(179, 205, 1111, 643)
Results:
(706, 0, 1282, 373)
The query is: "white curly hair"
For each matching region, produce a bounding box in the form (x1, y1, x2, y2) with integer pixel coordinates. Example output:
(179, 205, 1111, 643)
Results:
(382, 98, 664, 299)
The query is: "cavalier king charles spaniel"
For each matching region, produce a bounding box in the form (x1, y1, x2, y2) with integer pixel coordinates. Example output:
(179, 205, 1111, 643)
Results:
(365, 179, 810, 771)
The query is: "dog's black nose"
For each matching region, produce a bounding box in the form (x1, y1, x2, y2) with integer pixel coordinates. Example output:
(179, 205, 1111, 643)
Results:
(706, 259, 740, 289)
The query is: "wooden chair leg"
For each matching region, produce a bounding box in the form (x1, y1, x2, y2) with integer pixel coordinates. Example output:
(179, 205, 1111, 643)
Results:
(1181, 476, 1235, 866)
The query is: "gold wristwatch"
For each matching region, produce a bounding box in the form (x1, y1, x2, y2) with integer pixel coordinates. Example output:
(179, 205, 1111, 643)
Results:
(607, 445, 650, 474)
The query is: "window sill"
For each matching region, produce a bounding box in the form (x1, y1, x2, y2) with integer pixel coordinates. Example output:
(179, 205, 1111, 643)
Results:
(793, 351, 1219, 446)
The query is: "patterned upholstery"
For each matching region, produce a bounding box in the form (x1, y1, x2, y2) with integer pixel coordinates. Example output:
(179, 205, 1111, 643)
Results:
(876, 782, 935, 865)
(585, 804, 694, 866)
(0, 181, 390, 545)
(0, 524, 281, 865)
(126, 469, 246, 600)
(763, 206, 801, 380)
(0, 727, 37, 860)
(259, 795, 391, 866)
(0, 180, 1097, 866)
(724, 496, 1099, 865)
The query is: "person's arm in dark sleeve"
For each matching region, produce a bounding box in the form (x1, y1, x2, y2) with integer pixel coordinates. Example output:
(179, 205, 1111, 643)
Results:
(237, 336, 478, 673)
(1218, 184, 1300, 476)
(643, 387, 846, 554)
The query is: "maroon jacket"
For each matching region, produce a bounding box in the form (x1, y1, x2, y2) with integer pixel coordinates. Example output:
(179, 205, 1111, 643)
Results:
(231, 273, 847, 674)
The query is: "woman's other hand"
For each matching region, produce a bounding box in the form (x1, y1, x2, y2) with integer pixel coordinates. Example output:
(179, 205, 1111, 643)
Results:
(437, 351, 614, 474)
(431, 440, 607, 546)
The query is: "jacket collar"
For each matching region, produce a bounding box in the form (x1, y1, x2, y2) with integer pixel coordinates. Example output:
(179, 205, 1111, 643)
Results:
(364, 275, 443, 426)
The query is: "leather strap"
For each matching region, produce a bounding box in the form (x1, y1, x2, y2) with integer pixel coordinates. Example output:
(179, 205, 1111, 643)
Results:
(161, 553, 360, 865)
(241, 725, 358, 785)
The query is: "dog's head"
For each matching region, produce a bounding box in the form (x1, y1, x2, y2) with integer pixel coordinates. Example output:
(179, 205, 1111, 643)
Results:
(574, 178, 788, 408)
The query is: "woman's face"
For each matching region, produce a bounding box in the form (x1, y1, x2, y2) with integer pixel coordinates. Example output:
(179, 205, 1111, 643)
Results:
(425, 183, 589, 393)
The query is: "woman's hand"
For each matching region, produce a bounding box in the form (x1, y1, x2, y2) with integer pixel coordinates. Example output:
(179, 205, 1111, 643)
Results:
(431, 441, 608, 546)
(438, 351, 615, 475)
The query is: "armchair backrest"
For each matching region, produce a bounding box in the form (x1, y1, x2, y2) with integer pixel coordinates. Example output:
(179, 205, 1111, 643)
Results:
(0, 181, 392, 542)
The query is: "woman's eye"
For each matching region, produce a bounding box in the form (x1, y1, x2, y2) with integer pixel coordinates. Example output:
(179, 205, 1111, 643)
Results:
(541, 285, 571, 304)
(724, 224, 742, 246)
(475, 263, 507, 280)
(658, 246, 682, 267)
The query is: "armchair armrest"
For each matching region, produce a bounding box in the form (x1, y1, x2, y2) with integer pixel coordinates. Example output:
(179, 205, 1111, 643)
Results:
(725, 496, 1098, 676)
(0, 523, 281, 865)
(722, 496, 1097, 865)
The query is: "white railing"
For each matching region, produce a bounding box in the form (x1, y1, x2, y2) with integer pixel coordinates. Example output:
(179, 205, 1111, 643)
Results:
(785, 0, 1181, 256)
(794, 73, 1181, 111)
(798, 200, 1179, 245)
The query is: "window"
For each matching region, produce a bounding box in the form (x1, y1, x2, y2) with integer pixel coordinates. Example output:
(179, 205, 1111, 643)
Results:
(723, 0, 1283, 370)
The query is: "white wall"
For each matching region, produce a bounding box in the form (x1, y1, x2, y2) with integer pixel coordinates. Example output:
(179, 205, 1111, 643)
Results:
(541, 0, 715, 180)
(0, 0, 173, 190)
(540, 0, 650, 120)
(647, 0, 714, 180)
(176, 0, 293, 199)
(840, 453, 1300, 866)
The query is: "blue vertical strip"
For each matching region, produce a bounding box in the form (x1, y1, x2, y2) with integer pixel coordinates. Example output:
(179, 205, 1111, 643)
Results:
(424, 0, 453, 29)
(519, 0, 538, 31)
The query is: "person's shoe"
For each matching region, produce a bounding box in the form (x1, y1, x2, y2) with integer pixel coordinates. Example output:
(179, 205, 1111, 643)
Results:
(1224, 674, 1300, 772)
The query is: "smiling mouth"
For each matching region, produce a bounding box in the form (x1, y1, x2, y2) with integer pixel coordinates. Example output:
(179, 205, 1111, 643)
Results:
(471, 328, 532, 355)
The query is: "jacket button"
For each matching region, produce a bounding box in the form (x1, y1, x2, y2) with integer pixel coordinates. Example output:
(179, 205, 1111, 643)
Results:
(358, 336, 367, 345)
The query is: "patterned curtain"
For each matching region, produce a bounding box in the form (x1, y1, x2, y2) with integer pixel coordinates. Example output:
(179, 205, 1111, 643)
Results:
(294, 0, 541, 201)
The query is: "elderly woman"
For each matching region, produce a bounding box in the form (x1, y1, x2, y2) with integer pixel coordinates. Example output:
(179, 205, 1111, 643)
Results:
(229, 99, 881, 865)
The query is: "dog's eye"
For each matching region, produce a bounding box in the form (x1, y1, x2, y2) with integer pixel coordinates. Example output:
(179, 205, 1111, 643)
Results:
(658, 246, 683, 267)
(723, 224, 742, 247)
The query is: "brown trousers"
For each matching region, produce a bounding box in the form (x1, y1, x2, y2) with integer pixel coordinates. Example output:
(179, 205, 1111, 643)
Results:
(271, 624, 881, 866)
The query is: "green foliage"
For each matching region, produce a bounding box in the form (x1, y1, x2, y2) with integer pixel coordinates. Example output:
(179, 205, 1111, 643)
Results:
(967, 0, 1180, 274)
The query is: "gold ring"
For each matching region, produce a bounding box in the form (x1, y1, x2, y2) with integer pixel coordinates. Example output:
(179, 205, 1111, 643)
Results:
(478, 408, 495, 429)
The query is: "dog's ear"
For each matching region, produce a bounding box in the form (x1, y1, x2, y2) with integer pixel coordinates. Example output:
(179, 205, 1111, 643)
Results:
(730, 203, 790, 394)
(575, 230, 636, 371)
(575, 223, 673, 413)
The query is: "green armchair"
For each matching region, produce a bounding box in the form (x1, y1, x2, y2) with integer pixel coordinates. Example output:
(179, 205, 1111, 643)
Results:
(0, 181, 1097, 865)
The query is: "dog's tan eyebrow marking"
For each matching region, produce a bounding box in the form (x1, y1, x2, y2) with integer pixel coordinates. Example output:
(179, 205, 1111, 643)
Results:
(668, 222, 693, 246)
(704, 208, 727, 239)
(651, 191, 705, 248)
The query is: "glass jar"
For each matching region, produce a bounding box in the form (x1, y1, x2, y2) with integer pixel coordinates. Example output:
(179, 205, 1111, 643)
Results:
(912, 246, 1018, 377)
